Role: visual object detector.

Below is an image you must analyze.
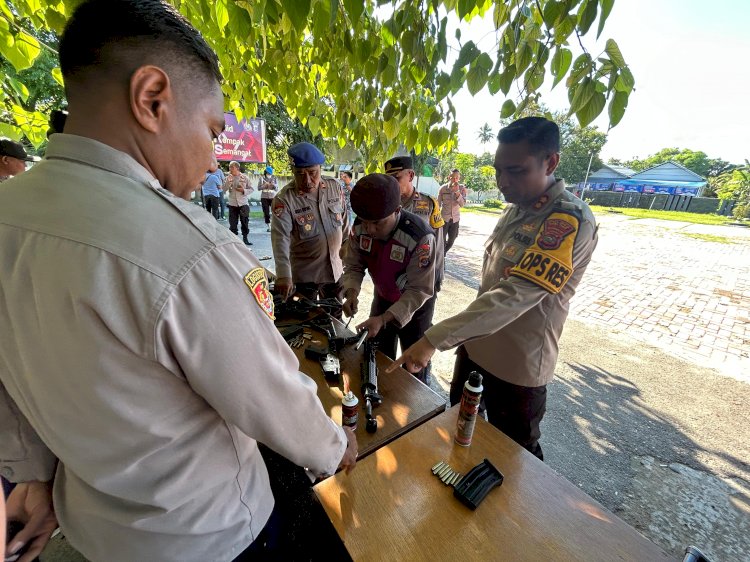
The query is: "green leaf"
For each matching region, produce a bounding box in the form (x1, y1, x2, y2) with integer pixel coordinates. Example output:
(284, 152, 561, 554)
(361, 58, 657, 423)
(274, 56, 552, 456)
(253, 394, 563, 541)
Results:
(597, 0, 615, 38)
(215, 0, 229, 28)
(0, 31, 41, 72)
(280, 0, 311, 33)
(383, 102, 395, 122)
(476, 52, 493, 71)
(576, 90, 606, 127)
(409, 64, 427, 84)
(487, 72, 502, 95)
(0, 122, 22, 141)
(498, 67, 514, 95)
(458, 0, 476, 20)
(8, 76, 29, 102)
(550, 47, 572, 89)
(493, 2, 510, 27)
(500, 99, 516, 119)
(455, 41, 480, 68)
(608, 90, 628, 127)
(343, 0, 364, 23)
(515, 40, 532, 74)
(605, 38, 626, 68)
(307, 115, 320, 136)
(542, 1, 564, 27)
(577, 0, 598, 35)
(466, 63, 488, 95)
(570, 77, 595, 113)
(383, 117, 400, 140)
(615, 67, 635, 93)
(566, 53, 593, 87)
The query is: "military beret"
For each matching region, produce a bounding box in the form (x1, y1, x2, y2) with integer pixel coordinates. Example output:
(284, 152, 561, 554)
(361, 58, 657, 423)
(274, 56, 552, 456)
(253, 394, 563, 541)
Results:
(287, 142, 325, 168)
(0, 139, 39, 162)
(350, 174, 401, 220)
(384, 155, 413, 175)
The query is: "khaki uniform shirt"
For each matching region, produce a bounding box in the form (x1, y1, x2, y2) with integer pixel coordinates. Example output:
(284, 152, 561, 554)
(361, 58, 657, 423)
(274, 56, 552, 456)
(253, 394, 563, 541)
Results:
(401, 190, 445, 289)
(258, 175, 278, 200)
(0, 135, 347, 562)
(342, 211, 436, 327)
(425, 181, 598, 387)
(271, 178, 349, 283)
(439, 182, 467, 222)
(225, 172, 252, 206)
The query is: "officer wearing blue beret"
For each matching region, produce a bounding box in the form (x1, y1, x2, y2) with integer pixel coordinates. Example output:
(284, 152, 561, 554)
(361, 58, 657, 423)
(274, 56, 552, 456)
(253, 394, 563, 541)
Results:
(271, 142, 350, 305)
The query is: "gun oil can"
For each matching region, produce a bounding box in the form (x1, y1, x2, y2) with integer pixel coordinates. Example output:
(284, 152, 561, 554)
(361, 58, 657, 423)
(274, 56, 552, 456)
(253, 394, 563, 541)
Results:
(455, 371, 483, 447)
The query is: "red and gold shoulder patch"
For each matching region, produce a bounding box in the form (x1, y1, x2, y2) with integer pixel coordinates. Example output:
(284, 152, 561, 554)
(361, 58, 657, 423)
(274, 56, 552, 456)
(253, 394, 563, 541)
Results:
(244, 268, 275, 319)
(416, 242, 431, 268)
(273, 202, 285, 217)
(509, 212, 579, 294)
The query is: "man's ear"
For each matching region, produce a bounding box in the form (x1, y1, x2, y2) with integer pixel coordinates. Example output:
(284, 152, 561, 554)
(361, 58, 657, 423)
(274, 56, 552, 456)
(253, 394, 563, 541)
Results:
(129, 65, 173, 134)
(545, 152, 561, 176)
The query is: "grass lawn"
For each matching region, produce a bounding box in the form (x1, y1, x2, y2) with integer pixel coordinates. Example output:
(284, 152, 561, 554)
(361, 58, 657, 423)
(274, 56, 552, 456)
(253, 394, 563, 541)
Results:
(681, 233, 735, 244)
(589, 206, 734, 226)
(463, 205, 505, 215)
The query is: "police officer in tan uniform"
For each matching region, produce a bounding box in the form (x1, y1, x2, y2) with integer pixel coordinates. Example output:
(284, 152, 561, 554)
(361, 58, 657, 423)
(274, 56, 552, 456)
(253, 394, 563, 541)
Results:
(341, 174, 437, 383)
(391, 117, 598, 459)
(0, 2, 356, 561)
(271, 142, 350, 304)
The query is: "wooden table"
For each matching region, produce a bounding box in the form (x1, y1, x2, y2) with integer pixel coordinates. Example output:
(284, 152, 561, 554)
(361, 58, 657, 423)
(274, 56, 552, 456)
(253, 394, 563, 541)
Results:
(314, 406, 672, 562)
(278, 311, 447, 458)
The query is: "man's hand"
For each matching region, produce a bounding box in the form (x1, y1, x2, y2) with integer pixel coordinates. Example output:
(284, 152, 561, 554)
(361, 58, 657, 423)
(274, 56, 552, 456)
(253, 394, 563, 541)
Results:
(338, 427, 358, 474)
(387, 337, 436, 374)
(342, 289, 358, 318)
(275, 277, 294, 301)
(356, 315, 386, 339)
(5, 481, 58, 562)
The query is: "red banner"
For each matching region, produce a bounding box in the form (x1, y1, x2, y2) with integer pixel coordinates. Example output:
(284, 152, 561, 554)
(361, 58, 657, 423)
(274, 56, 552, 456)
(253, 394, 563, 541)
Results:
(214, 113, 266, 163)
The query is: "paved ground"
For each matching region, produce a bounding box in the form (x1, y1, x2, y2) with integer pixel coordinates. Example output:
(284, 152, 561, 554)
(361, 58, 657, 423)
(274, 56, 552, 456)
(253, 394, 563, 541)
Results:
(40, 207, 750, 561)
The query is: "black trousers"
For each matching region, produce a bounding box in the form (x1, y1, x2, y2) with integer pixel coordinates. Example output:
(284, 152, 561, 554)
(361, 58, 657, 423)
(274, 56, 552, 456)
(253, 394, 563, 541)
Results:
(444, 219, 460, 254)
(204, 194, 220, 219)
(295, 281, 343, 319)
(228, 204, 250, 237)
(450, 346, 547, 460)
(261, 198, 273, 224)
(372, 293, 436, 384)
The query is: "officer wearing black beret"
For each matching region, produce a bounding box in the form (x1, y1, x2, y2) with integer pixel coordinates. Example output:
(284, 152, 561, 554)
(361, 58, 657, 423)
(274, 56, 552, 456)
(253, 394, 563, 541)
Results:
(341, 174, 437, 383)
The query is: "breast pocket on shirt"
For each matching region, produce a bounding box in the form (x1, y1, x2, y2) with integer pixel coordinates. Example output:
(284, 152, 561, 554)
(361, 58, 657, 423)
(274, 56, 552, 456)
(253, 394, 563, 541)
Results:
(327, 202, 344, 227)
(295, 212, 318, 239)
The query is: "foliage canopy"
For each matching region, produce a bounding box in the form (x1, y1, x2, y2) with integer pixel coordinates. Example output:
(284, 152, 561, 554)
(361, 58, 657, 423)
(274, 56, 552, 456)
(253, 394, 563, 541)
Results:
(1, 0, 632, 167)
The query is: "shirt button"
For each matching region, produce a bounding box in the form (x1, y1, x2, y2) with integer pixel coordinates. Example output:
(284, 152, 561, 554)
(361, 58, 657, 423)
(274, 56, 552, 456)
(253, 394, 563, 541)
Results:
(405, 220, 410, 225)
(1, 466, 14, 479)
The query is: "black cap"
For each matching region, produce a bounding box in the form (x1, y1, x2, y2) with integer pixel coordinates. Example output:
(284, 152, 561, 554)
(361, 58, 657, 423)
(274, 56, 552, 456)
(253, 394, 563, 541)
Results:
(350, 174, 401, 220)
(0, 139, 40, 162)
(384, 155, 413, 175)
(467, 371, 483, 390)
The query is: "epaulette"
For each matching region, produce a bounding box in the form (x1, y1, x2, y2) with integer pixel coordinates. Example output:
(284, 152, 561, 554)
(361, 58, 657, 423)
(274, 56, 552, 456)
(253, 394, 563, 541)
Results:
(398, 209, 432, 242)
(426, 194, 446, 229)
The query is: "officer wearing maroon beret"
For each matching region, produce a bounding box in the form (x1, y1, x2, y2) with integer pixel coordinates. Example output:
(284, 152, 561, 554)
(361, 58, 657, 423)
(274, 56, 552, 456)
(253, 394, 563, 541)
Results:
(341, 174, 437, 383)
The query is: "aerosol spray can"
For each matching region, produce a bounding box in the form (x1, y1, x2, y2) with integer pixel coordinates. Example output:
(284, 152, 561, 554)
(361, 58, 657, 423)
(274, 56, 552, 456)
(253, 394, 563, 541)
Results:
(455, 371, 483, 447)
(342, 391, 359, 430)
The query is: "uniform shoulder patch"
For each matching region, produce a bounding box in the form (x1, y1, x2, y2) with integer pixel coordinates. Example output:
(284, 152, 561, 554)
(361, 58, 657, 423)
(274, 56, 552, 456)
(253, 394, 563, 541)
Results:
(428, 195, 445, 229)
(244, 268, 275, 319)
(273, 201, 285, 217)
(416, 242, 432, 268)
(509, 212, 579, 294)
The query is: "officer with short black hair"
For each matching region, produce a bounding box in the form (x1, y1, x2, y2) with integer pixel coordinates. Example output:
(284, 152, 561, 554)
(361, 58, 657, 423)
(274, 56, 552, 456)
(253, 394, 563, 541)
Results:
(341, 174, 437, 384)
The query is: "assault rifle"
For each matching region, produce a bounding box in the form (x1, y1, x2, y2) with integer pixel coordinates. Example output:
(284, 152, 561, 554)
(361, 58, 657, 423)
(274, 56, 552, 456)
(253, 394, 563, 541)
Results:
(360, 337, 382, 433)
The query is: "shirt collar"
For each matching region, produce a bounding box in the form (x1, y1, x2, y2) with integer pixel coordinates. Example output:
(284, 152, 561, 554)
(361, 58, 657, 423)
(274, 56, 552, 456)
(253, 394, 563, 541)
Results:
(44, 134, 161, 190)
(520, 180, 565, 215)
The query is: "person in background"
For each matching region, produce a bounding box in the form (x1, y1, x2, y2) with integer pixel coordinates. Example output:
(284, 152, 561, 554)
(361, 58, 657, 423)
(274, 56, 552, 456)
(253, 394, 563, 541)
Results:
(438, 168, 468, 254)
(224, 160, 253, 245)
(390, 117, 599, 461)
(339, 169, 355, 224)
(202, 155, 224, 220)
(0, 1, 356, 560)
(0, 140, 39, 182)
(258, 166, 277, 232)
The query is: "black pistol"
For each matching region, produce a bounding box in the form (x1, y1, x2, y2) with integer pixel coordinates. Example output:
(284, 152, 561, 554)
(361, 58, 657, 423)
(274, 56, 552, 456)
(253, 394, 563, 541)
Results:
(360, 338, 382, 433)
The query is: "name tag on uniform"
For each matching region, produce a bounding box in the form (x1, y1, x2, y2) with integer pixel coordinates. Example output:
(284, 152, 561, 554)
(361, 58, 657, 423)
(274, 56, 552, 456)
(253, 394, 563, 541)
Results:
(360, 235, 373, 252)
(390, 245, 405, 263)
